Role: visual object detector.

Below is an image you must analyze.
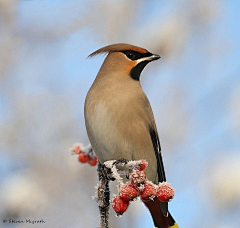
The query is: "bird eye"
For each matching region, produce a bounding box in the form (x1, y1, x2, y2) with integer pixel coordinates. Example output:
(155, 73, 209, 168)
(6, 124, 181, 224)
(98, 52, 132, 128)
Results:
(126, 51, 135, 60)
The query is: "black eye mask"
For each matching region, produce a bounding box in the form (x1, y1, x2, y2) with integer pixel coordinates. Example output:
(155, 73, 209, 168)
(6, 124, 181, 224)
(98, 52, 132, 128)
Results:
(122, 50, 152, 61)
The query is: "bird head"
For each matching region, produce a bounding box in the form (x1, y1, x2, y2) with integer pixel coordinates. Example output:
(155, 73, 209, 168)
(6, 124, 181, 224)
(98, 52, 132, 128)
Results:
(88, 43, 160, 81)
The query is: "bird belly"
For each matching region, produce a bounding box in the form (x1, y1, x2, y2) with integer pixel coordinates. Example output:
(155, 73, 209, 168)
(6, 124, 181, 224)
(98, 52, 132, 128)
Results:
(85, 101, 132, 162)
(85, 100, 158, 182)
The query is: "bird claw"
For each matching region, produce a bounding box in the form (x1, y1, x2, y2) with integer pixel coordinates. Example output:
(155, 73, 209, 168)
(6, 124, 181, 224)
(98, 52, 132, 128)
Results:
(112, 158, 129, 166)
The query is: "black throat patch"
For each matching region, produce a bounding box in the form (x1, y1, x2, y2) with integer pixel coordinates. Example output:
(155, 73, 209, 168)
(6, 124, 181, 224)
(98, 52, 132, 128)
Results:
(130, 61, 149, 81)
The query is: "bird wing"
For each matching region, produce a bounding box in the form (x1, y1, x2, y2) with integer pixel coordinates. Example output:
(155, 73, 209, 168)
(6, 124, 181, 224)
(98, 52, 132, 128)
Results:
(149, 127, 166, 182)
(149, 126, 169, 217)
(144, 95, 166, 183)
(146, 96, 169, 217)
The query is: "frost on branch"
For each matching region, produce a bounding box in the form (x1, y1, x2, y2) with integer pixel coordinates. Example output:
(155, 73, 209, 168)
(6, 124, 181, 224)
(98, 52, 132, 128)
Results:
(70, 143, 175, 228)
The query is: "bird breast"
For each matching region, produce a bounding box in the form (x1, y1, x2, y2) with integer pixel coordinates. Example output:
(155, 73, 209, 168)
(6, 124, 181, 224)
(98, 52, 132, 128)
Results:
(84, 78, 152, 163)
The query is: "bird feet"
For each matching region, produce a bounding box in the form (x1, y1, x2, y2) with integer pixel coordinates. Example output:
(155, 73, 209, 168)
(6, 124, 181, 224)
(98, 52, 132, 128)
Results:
(112, 158, 129, 166)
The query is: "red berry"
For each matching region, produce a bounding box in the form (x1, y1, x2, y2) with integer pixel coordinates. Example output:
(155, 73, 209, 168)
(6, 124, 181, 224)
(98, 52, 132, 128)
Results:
(111, 195, 129, 215)
(137, 159, 148, 171)
(78, 152, 89, 163)
(156, 182, 175, 202)
(140, 182, 156, 202)
(131, 171, 147, 191)
(88, 156, 98, 166)
(119, 183, 139, 201)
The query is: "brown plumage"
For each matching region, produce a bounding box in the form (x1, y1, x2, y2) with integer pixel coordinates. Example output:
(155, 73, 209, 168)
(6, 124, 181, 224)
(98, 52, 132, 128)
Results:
(84, 43, 178, 228)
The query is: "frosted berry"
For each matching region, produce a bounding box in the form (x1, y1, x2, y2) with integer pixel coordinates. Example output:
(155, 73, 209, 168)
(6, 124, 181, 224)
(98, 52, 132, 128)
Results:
(156, 182, 175, 202)
(131, 171, 147, 191)
(73, 146, 81, 154)
(140, 182, 156, 202)
(111, 195, 129, 215)
(78, 152, 89, 163)
(137, 159, 148, 171)
(120, 183, 139, 201)
(88, 156, 98, 166)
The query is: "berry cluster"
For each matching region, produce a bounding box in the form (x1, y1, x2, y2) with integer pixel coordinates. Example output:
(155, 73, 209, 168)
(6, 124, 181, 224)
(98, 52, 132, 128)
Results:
(70, 143, 98, 166)
(69, 143, 175, 217)
(110, 161, 175, 216)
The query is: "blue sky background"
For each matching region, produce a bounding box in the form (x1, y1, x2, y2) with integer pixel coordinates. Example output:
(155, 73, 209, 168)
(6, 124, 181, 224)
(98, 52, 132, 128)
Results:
(0, 0, 240, 227)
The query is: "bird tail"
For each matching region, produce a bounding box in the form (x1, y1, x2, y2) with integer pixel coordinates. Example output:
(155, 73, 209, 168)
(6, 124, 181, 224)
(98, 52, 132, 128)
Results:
(144, 198, 179, 228)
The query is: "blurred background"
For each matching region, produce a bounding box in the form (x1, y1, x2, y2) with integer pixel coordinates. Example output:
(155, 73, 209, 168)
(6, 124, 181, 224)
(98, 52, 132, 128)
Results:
(0, 0, 240, 227)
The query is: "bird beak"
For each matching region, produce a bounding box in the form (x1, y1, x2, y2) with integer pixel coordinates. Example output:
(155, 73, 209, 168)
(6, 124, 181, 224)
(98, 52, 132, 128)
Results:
(149, 54, 161, 61)
(138, 54, 161, 63)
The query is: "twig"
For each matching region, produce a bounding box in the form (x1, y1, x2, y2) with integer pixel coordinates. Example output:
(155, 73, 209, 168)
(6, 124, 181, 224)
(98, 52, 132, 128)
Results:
(97, 163, 112, 228)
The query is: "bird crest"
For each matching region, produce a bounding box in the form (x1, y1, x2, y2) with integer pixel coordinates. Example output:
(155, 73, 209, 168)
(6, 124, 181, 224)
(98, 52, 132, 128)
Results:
(88, 43, 148, 58)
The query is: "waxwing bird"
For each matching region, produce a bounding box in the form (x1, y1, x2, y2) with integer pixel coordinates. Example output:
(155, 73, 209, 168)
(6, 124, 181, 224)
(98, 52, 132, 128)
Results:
(84, 43, 178, 228)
